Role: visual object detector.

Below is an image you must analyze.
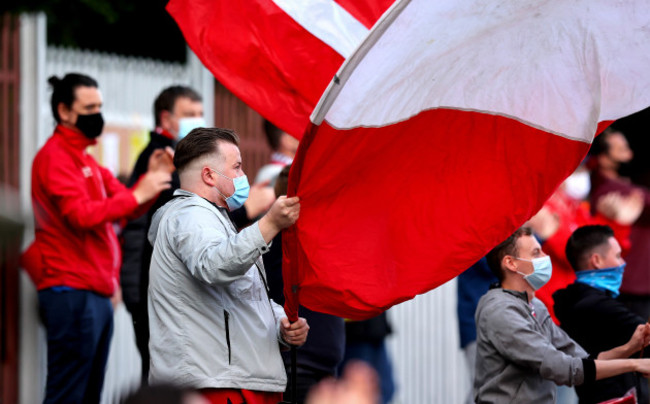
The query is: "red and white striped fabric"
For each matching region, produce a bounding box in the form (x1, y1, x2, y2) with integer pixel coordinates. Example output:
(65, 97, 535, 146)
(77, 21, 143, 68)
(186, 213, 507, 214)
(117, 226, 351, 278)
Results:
(166, 0, 394, 138)
(283, 0, 650, 320)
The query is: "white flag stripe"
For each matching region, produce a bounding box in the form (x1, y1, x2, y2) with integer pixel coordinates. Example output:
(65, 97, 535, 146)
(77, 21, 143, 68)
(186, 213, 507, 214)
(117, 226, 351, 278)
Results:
(316, 0, 650, 143)
(272, 0, 369, 58)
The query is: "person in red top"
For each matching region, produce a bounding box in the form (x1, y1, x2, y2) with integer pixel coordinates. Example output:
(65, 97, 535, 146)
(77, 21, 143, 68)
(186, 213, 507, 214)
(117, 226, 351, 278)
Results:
(22, 73, 173, 404)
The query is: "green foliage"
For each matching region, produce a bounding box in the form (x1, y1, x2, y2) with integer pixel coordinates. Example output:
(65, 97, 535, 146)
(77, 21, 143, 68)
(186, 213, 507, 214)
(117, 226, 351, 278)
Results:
(2, 0, 187, 62)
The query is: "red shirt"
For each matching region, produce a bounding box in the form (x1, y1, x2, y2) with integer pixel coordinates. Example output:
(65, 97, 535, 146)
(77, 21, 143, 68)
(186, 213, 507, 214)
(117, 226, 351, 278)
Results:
(23, 125, 148, 296)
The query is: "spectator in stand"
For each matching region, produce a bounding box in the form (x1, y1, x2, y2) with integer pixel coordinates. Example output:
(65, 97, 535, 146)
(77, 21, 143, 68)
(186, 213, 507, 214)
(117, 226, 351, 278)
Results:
(589, 127, 650, 320)
(21, 73, 174, 403)
(120, 86, 275, 383)
(147, 127, 309, 403)
(554, 225, 649, 404)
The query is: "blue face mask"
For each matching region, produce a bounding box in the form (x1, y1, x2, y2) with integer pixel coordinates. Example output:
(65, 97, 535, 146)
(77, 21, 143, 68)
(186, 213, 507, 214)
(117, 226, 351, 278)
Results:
(515, 256, 553, 290)
(211, 169, 250, 211)
(575, 264, 625, 298)
(178, 117, 206, 139)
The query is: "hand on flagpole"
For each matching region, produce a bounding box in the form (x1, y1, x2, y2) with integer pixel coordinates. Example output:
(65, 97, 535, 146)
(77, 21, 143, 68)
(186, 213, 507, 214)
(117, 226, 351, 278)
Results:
(280, 316, 309, 346)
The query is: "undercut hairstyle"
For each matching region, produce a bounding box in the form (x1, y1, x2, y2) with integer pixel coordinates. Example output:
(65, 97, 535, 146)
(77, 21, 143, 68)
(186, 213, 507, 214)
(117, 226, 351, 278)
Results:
(486, 227, 533, 282)
(565, 225, 614, 272)
(173, 127, 239, 175)
(263, 119, 283, 151)
(48, 73, 98, 123)
(154, 85, 202, 126)
(589, 127, 622, 157)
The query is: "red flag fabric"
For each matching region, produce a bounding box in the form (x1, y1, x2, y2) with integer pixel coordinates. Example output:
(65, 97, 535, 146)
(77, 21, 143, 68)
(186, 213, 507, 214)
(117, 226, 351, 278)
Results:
(166, 0, 394, 138)
(282, 0, 650, 321)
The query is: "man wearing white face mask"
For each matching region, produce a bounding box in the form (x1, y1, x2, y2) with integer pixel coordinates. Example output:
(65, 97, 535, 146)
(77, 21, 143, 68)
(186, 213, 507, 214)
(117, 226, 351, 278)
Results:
(554, 225, 650, 404)
(148, 127, 309, 403)
(474, 227, 650, 404)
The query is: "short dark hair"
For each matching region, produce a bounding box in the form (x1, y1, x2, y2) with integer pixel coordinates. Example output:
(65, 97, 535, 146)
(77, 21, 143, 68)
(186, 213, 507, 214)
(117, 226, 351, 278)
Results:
(48, 73, 98, 123)
(174, 127, 239, 174)
(565, 225, 614, 271)
(154, 85, 202, 126)
(486, 227, 533, 281)
(263, 119, 283, 151)
(589, 127, 622, 157)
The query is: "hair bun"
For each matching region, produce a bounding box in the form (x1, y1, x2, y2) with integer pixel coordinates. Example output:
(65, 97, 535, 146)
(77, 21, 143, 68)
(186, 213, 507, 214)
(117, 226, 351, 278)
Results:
(47, 76, 61, 87)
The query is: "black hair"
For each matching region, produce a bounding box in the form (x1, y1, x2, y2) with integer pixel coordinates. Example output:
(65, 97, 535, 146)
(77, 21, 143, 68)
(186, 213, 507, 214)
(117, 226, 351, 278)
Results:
(589, 127, 622, 157)
(48, 73, 98, 123)
(565, 225, 614, 271)
(153, 85, 202, 126)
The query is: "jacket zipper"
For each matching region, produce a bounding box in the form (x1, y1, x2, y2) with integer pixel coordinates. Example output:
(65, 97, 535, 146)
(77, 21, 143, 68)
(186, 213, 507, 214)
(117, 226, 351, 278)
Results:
(224, 310, 231, 365)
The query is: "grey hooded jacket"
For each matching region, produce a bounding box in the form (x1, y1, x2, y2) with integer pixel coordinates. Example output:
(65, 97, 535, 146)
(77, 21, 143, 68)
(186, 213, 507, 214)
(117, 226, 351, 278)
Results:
(474, 288, 595, 403)
(147, 189, 288, 391)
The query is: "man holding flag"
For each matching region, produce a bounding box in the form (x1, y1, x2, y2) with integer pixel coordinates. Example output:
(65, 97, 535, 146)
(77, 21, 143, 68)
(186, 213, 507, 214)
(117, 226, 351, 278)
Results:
(147, 127, 309, 404)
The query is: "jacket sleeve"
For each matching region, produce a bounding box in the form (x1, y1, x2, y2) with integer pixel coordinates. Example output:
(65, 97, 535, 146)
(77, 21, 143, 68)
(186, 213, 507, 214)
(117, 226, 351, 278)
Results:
(120, 212, 147, 305)
(44, 154, 139, 229)
(170, 205, 271, 285)
(481, 299, 587, 386)
(576, 294, 646, 356)
(99, 165, 155, 220)
(547, 317, 589, 359)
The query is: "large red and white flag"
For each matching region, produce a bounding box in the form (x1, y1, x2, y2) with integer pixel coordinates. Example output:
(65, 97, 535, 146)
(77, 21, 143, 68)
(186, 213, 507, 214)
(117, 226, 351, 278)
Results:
(166, 0, 394, 138)
(282, 0, 650, 320)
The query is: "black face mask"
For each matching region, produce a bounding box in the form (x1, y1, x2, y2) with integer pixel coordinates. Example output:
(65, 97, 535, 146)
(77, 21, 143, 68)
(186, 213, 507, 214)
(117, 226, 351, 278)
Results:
(75, 113, 105, 139)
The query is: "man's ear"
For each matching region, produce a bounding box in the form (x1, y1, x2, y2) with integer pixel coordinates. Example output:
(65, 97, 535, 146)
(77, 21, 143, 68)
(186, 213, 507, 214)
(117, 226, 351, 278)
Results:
(159, 110, 173, 131)
(201, 166, 217, 186)
(589, 253, 603, 269)
(57, 102, 72, 123)
(502, 255, 518, 274)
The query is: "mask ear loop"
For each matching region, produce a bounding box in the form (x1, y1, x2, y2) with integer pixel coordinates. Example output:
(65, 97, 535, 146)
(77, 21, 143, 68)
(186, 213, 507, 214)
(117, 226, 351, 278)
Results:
(209, 168, 234, 200)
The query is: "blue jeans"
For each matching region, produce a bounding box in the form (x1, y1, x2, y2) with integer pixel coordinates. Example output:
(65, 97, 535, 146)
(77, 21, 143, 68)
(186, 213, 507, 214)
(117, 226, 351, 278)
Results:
(38, 288, 113, 404)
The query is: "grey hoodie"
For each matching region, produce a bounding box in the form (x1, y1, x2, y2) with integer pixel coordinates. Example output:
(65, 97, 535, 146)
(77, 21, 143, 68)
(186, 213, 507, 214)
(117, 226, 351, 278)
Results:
(147, 189, 288, 391)
(474, 288, 595, 403)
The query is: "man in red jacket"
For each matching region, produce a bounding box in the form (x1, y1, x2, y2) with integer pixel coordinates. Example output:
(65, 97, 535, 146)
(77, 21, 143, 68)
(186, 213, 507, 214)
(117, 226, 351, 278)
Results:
(22, 73, 173, 404)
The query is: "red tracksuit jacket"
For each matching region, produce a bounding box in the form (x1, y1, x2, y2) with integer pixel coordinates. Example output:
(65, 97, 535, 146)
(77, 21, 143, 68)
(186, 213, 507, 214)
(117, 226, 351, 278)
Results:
(23, 124, 147, 296)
